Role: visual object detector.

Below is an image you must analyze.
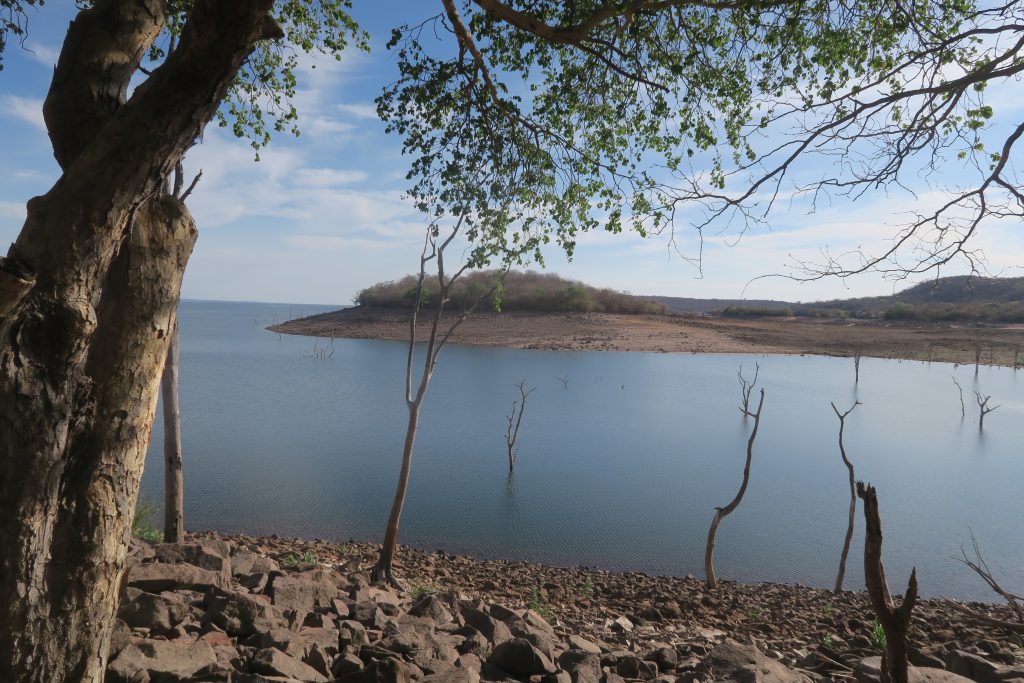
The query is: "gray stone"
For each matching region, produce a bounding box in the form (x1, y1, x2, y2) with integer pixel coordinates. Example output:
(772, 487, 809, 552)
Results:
(118, 588, 191, 634)
(617, 655, 658, 680)
(109, 619, 132, 659)
(462, 607, 513, 645)
(421, 669, 480, 683)
(946, 650, 1000, 683)
(648, 647, 678, 673)
(233, 550, 281, 576)
(410, 594, 453, 623)
(107, 639, 217, 682)
(153, 540, 232, 584)
(568, 634, 603, 655)
(127, 561, 224, 592)
(699, 640, 811, 683)
(206, 592, 287, 637)
(272, 574, 339, 613)
(558, 650, 602, 683)
(251, 647, 328, 682)
(334, 658, 413, 683)
(488, 637, 558, 677)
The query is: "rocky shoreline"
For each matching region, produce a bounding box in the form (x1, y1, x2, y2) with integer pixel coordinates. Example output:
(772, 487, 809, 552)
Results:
(107, 532, 1023, 682)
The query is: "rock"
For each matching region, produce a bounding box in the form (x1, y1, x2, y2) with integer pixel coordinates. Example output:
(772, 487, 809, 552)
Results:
(422, 668, 480, 683)
(272, 574, 339, 613)
(153, 540, 232, 584)
(233, 549, 281, 576)
(351, 600, 386, 629)
(558, 650, 602, 683)
(647, 646, 677, 673)
(334, 658, 413, 683)
(118, 588, 191, 634)
(106, 639, 217, 682)
(109, 619, 132, 658)
(699, 640, 811, 683)
(251, 647, 328, 682)
(205, 592, 287, 636)
(857, 657, 975, 683)
(616, 655, 658, 680)
(462, 606, 513, 645)
(946, 650, 1000, 683)
(488, 637, 558, 677)
(609, 616, 634, 633)
(410, 594, 453, 623)
(127, 561, 224, 592)
(568, 634, 603, 655)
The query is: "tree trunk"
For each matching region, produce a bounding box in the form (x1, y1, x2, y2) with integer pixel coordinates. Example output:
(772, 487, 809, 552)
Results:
(857, 482, 917, 683)
(371, 404, 422, 589)
(705, 389, 765, 589)
(162, 320, 184, 543)
(0, 2, 279, 679)
(832, 401, 859, 593)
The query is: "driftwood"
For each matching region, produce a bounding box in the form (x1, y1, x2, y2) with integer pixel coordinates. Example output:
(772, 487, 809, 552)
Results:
(705, 388, 765, 589)
(831, 400, 860, 593)
(953, 530, 1024, 631)
(857, 482, 918, 683)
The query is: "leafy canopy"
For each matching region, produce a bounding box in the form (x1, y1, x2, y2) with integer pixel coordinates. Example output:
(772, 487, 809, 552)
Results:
(380, 0, 1013, 276)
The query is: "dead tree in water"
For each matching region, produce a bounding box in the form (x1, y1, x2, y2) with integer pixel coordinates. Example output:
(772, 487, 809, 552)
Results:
(705, 388, 765, 589)
(975, 340, 982, 377)
(952, 531, 1024, 632)
(857, 482, 918, 683)
(952, 376, 965, 418)
(505, 380, 536, 474)
(854, 348, 863, 383)
(371, 215, 506, 589)
(161, 322, 184, 543)
(737, 362, 760, 418)
(831, 400, 860, 593)
(974, 390, 999, 430)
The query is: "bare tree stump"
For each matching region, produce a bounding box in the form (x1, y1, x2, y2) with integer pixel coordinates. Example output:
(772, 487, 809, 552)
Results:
(831, 400, 860, 592)
(857, 482, 918, 683)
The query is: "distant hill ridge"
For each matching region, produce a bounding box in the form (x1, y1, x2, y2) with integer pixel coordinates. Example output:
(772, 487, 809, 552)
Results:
(697, 276, 1024, 322)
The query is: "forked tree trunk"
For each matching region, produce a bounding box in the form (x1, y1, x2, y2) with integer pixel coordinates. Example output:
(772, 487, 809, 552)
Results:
(832, 401, 860, 592)
(705, 389, 765, 589)
(857, 482, 918, 683)
(162, 321, 185, 543)
(0, 2, 279, 679)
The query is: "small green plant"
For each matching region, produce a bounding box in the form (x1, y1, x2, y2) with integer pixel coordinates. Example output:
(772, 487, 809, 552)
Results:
(131, 500, 163, 542)
(579, 574, 594, 599)
(821, 603, 834, 618)
(870, 619, 887, 651)
(746, 606, 764, 621)
(281, 550, 318, 567)
(410, 583, 438, 600)
(822, 635, 837, 651)
(528, 588, 554, 624)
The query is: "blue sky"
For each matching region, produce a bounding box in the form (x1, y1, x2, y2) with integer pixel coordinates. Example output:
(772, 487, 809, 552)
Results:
(1, 3, 1021, 305)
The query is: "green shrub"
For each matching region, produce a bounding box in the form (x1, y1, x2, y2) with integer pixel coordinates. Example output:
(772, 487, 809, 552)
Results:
(132, 500, 163, 542)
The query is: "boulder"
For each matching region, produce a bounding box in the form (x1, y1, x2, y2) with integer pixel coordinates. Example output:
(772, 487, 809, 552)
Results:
(233, 550, 281, 576)
(118, 588, 191, 634)
(206, 592, 287, 636)
(421, 669, 480, 683)
(616, 654, 658, 680)
(409, 594, 453, 624)
(461, 607, 513, 645)
(647, 646, 678, 673)
(946, 650, 1001, 683)
(334, 658, 413, 683)
(557, 650, 602, 683)
(108, 619, 132, 659)
(857, 657, 975, 683)
(698, 640, 812, 683)
(251, 647, 329, 682)
(568, 634, 603, 655)
(271, 574, 339, 613)
(488, 637, 558, 677)
(153, 540, 232, 584)
(127, 561, 224, 592)
(106, 639, 217, 682)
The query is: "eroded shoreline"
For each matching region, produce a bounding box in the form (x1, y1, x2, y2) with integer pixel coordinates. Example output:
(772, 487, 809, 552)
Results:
(270, 307, 1024, 367)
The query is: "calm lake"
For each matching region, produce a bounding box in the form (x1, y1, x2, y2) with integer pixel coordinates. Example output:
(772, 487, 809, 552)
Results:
(141, 300, 1024, 601)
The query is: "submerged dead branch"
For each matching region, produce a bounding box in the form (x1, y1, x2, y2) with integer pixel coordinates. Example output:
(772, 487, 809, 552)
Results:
(505, 379, 536, 474)
(831, 400, 860, 593)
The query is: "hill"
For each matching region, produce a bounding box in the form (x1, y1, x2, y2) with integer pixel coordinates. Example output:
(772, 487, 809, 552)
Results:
(716, 276, 1024, 323)
(354, 270, 666, 315)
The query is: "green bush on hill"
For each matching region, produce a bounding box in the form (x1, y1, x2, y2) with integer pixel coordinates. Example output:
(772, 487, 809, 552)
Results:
(355, 270, 666, 315)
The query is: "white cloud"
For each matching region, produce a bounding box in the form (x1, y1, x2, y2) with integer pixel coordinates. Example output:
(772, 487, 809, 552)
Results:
(0, 200, 26, 221)
(336, 103, 378, 119)
(2, 95, 45, 130)
(291, 168, 368, 187)
(23, 40, 59, 67)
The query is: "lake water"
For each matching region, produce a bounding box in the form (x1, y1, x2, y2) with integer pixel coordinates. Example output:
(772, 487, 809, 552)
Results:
(141, 300, 1024, 601)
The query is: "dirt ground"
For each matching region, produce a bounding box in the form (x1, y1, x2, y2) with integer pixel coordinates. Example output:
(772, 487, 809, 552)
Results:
(271, 307, 1024, 367)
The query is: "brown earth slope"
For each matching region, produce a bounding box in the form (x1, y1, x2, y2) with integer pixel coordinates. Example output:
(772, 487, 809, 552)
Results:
(271, 307, 1024, 367)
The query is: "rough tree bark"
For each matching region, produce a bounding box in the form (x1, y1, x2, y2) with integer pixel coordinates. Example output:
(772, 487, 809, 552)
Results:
(162, 320, 184, 543)
(705, 388, 765, 589)
(0, 2, 280, 680)
(831, 400, 860, 593)
(857, 482, 918, 683)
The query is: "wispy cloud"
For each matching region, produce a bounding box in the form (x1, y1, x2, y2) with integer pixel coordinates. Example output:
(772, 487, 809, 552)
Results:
(2, 95, 45, 130)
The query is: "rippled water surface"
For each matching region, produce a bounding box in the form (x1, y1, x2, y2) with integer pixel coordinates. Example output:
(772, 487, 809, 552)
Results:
(141, 300, 1024, 600)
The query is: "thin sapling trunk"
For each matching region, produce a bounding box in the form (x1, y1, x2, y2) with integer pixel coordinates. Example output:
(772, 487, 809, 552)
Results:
(705, 388, 765, 589)
(505, 379, 536, 473)
(831, 400, 860, 592)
